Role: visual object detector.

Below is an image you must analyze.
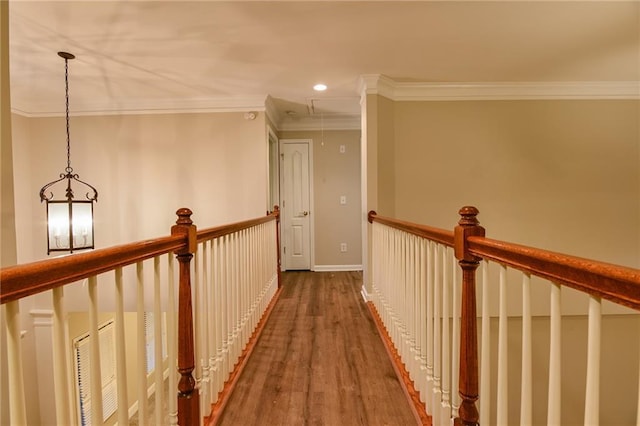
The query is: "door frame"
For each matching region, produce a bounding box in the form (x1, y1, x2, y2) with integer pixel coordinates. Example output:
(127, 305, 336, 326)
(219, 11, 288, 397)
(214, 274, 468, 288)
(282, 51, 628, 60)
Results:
(266, 125, 280, 212)
(279, 138, 315, 271)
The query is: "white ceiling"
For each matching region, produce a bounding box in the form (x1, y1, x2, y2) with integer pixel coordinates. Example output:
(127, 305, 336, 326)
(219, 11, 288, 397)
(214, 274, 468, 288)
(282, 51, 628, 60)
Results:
(8, 1, 640, 129)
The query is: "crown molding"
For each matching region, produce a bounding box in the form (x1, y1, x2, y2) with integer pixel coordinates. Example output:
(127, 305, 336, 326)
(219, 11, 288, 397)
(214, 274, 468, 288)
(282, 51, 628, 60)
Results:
(11, 96, 269, 118)
(359, 74, 640, 101)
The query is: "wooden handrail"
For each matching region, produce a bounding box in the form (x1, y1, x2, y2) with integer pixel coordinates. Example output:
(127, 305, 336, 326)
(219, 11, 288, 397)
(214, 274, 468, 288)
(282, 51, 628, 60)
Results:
(368, 210, 454, 247)
(0, 235, 185, 305)
(0, 210, 280, 306)
(197, 211, 279, 243)
(367, 207, 640, 310)
(467, 236, 640, 310)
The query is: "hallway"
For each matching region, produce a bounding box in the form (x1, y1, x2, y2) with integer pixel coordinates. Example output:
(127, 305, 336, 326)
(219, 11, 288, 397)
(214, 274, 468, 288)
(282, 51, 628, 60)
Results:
(217, 271, 420, 425)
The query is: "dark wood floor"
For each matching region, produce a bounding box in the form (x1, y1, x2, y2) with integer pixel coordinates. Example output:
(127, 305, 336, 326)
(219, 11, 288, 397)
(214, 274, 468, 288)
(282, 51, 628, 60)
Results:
(217, 271, 418, 426)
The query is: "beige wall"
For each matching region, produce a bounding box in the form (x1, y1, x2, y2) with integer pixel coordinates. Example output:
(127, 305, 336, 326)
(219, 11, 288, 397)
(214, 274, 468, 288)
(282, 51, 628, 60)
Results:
(376, 95, 396, 217)
(1, 3, 30, 425)
(483, 314, 640, 426)
(7, 110, 268, 424)
(0, 0, 12, 423)
(11, 111, 268, 264)
(364, 95, 640, 424)
(383, 98, 639, 269)
(281, 130, 362, 268)
(0, 0, 16, 269)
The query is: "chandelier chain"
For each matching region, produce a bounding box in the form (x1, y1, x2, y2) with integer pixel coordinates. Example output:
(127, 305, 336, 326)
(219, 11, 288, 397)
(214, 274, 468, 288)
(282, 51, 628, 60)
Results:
(64, 57, 72, 174)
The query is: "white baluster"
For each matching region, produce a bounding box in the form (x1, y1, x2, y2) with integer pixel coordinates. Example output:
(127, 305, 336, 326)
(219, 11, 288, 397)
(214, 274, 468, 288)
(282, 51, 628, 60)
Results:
(136, 262, 147, 426)
(208, 241, 217, 403)
(420, 238, 429, 403)
(246, 231, 251, 346)
(401, 232, 415, 379)
(392, 229, 399, 353)
(5, 301, 27, 425)
(391, 228, 396, 346)
(383, 225, 391, 339)
(225, 235, 232, 374)
(385, 226, 393, 346)
(521, 273, 532, 426)
(194, 247, 204, 412)
(241, 229, 248, 347)
(441, 246, 452, 421)
(213, 238, 224, 397)
(387, 227, 395, 348)
(451, 254, 461, 419)
(425, 240, 434, 415)
(372, 222, 379, 308)
(547, 282, 562, 425)
(412, 235, 421, 387)
(153, 256, 165, 425)
(432, 243, 442, 426)
(248, 228, 255, 335)
(406, 234, 415, 380)
(480, 260, 491, 426)
(167, 255, 178, 425)
(88, 276, 103, 426)
(584, 295, 601, 426)
(52, 287, 71, 425)
(637, 326, 640, 426)
(114, 268, 129, 426)
(229, 233, 236, 364)
(237, 231, 244, 352)
(233, 232, 241, 363)
(200, 243, 210, 413)
(497, 264, 508, 425)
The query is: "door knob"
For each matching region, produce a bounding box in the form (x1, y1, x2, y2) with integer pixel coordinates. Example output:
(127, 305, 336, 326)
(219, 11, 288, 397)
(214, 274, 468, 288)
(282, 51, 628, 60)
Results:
(302, 211, 309, 216)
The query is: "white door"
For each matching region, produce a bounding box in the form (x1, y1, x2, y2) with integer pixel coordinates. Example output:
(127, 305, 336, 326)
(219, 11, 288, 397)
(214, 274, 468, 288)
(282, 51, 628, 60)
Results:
(281, 140, 311, 270)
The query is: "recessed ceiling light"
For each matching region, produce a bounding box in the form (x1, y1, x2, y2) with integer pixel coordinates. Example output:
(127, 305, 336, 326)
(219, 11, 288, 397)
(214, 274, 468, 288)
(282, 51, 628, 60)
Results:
(313, 83, 327, 92)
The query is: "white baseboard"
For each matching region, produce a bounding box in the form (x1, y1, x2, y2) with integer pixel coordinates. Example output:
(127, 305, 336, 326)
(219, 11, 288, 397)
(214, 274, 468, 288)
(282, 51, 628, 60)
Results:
(313, 264, 363, 272)
(360, 285, 371, 302)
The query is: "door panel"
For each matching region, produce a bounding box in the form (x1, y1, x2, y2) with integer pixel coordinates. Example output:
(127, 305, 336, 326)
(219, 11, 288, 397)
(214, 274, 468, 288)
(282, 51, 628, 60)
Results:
(282, 142, 311, 270)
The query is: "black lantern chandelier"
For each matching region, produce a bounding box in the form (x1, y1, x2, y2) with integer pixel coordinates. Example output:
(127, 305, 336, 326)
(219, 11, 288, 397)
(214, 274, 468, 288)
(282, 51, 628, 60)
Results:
(39, 52, 98, 255)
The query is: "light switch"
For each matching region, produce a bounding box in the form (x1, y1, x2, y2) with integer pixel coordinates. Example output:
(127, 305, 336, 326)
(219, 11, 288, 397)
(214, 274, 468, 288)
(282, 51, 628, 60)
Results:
(339, 145, 346, 153)
(340, 196, 347, 205)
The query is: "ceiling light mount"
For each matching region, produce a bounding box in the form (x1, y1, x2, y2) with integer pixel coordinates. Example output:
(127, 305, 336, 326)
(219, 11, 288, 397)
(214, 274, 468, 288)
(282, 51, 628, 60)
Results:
(313, 83, 327, 92)
(58, 51, 75, 61)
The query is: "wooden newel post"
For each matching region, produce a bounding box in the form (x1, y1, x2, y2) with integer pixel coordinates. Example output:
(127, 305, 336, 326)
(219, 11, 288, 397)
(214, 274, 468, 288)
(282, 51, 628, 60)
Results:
(454, 206, 485, 426)
(274, 205, 282, 288)
(171, 208, 200, 426)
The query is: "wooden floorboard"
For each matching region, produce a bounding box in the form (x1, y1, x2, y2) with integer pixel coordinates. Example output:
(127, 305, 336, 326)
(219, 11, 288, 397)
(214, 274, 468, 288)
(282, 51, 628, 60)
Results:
(216, 271, 420, 426)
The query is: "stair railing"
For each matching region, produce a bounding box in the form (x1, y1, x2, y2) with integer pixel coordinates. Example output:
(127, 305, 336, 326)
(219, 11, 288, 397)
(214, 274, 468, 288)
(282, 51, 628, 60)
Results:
(0, 207, 280, 426)
(368, 206, 640, 426)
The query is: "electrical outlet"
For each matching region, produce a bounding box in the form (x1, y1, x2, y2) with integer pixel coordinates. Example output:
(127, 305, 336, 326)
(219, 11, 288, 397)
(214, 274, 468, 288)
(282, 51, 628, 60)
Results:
(340, 243, 347, 252)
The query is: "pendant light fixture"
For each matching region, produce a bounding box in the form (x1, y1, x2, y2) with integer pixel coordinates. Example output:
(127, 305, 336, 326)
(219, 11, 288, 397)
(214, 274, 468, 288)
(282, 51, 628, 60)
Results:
(39, 51, 98, 255)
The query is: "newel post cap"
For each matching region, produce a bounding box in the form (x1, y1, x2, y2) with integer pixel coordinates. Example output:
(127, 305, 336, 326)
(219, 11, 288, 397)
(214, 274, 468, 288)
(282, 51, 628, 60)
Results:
(454, 206, 485, 262)
(175, 208, 193, 225)
(172, 208, 197, 254)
